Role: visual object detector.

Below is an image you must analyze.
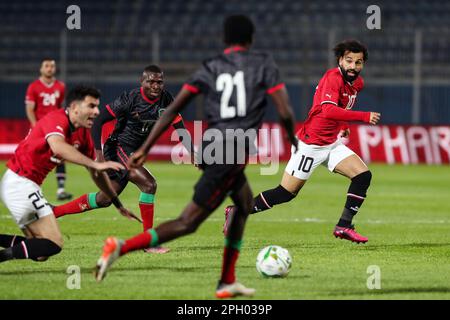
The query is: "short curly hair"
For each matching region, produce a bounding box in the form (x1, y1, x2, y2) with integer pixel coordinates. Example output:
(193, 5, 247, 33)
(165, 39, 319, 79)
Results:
(333, 40, 368, 64)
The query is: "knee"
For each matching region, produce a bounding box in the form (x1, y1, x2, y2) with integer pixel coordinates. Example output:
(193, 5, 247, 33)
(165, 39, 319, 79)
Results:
(352, 170, 372, 187)
(141, 180, 157, 194)
(95, 193, 112, 208)
(52, 235, 64, 249)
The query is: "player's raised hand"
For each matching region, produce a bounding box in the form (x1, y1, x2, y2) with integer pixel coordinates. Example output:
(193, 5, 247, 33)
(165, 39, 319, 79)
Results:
(369, 112, 381, 125)
(93, 161, 125, 172)
(128, 149, 146, 168)
(117, 206, 142, 223)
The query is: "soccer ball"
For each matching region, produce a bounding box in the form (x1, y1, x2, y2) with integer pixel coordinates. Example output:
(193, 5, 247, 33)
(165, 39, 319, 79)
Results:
(256, 245, 292, 277)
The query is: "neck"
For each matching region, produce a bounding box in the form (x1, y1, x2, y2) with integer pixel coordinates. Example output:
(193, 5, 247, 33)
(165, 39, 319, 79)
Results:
(40, 76, 54, 84)
(67, 110, 79, 129)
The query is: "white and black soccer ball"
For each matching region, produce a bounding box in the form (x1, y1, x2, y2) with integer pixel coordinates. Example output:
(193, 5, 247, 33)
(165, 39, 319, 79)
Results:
(256, 245, 292, 277)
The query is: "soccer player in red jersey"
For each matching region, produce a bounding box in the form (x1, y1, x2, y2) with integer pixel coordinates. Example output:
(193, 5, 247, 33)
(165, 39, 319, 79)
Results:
(0, 86, 135, 263)
(224, 40, 381, 243)
(25, 58, 72, 201)
(94, 15, 298, 298)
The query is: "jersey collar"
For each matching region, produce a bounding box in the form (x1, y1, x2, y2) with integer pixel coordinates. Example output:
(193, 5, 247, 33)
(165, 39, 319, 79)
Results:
(224, 45, 248, 54)
(65, 109, 76, 133)
(39, 77, 55, 88)
(140, 87, 160, 104)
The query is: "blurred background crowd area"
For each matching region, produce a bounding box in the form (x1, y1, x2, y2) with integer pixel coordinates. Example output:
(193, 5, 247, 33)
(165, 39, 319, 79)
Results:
(0, 0, 449, 124)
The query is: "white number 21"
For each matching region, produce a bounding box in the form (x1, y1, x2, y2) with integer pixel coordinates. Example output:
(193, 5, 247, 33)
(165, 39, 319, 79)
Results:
(216, 71, 246, 118)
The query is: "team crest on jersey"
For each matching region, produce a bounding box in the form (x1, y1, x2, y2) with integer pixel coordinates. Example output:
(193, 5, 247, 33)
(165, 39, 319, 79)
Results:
(158, 108, 165, 118)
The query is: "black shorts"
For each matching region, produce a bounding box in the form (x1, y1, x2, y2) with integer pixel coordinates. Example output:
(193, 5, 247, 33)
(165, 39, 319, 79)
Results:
(193, 163, 247, 212)
(102, 138, 133, 188)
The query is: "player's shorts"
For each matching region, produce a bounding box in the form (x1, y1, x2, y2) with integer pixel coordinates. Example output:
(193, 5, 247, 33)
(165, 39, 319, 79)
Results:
(103, 138, 133, 188)
(0, 169, 53, 229)
(193, 164, 247, 212)
(285, 139, 357, 180)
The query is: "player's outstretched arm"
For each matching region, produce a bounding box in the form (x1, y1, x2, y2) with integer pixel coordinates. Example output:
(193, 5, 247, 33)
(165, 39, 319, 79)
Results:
(322, 103, 381, 124)
(129, 88, 194, 168)
(25, 101, 37, 127)
(88, 168, 142, 223)
(269, 86, 298, 151)
(47, 135, 124, 172)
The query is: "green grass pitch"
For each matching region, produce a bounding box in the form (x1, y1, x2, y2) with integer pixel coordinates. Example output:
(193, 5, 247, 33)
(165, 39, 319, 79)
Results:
(0, 161, 449, 299)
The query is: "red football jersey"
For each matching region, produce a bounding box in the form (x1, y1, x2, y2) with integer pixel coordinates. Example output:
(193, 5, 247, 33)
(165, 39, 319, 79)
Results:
(25, 79, 65, 121)
(7, 109, 95, 185)
(297, 67, 368, 146)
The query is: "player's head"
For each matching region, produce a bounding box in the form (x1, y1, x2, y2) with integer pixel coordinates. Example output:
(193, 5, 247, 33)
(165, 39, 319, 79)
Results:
(40, 58, 56, 78)
(333, 40, 368, 82)
(223, 15, 254, 46)
(141, 65, 164, 100)
(66, 85, 101, 128)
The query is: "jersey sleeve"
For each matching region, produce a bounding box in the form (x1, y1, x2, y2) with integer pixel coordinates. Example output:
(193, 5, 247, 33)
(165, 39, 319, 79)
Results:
(319, 73, 341, 106)
(25, 83, 37, 104)
(107, 91, 132, 117)
(41, 115, 68, 140)
(183, 62, 211, 94)
(263, 55, 284, 94)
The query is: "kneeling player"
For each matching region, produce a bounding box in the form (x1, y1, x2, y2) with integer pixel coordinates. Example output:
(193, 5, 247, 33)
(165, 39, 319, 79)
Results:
(0, 86, 134, 263)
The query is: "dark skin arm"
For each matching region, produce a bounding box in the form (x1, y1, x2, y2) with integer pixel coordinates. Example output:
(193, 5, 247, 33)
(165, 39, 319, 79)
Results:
(269, 86, 298, 151)
(128, 88, 194, 168)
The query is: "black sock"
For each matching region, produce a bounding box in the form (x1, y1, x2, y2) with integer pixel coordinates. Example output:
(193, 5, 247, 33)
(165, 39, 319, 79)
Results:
(337, 171, 372, 227)
(252, 185, 296, 214)
(0, 234, 26, 248)
(0, 238, 61, 262)
(56, 164, 66, 189)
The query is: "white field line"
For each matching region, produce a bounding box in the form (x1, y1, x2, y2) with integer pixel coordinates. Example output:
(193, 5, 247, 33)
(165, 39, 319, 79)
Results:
(1, 214, 450, 225)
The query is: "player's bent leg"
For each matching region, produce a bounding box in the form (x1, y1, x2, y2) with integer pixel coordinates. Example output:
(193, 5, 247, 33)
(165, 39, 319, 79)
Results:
(53, 179, 125, 218)
(25, 214, 64, 248)
(223, 172, 304, 235)
(332, 154, 371, 243)
(218, 180, 255, 298)
(95, 202, 211, 281)
(0, 216, 62, 262)
(129, 167, 157, 230)
(129, 167, 170, 253)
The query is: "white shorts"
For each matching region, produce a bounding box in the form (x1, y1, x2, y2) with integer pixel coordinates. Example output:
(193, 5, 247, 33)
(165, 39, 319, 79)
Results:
(0, 169, 53, 229)
(285, 139, 357, 180)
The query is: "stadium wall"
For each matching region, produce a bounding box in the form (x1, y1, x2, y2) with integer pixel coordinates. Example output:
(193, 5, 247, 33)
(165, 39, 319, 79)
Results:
(0, 119, 448, 165)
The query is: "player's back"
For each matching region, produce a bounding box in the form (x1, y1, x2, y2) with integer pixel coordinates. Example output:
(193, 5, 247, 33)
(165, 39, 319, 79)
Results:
(186, 47, 282, 133)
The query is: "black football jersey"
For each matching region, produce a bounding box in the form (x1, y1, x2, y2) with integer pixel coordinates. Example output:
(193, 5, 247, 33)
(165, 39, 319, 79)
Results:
(185, 48, 283, 132)
(107, 87, 175, 150)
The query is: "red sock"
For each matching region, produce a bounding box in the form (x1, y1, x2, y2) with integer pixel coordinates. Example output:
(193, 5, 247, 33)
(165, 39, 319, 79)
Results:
(220, 247, 240, 284)
(139, 203, 154, 231)
(120, 230, 159, 255)
(53, 194, 92, 218)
